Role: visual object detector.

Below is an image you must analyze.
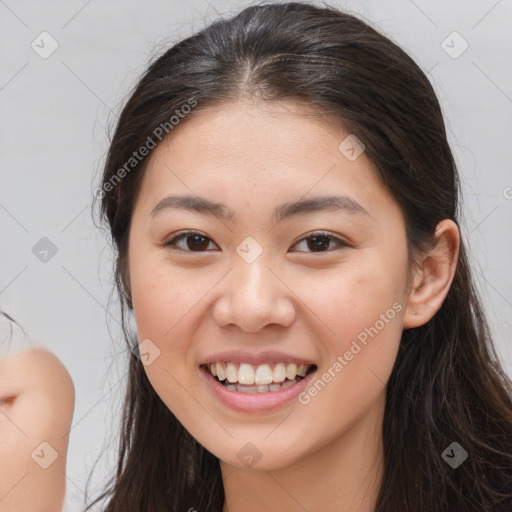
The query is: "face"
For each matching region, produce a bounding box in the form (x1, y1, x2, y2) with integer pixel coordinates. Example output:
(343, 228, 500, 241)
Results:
(127, 100, 411, 470)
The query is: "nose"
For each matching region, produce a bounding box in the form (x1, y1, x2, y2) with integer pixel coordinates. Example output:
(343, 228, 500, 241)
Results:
(212, 255, 296, 333)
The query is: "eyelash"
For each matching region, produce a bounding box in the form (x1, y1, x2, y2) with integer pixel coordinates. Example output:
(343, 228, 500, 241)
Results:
(162, 230, 350, 254)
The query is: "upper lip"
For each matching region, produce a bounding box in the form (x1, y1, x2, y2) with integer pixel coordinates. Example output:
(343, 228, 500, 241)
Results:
(199, 350, 317, 367)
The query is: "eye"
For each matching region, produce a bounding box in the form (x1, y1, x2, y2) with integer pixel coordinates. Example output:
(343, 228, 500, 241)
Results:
(290, 231, 350, 253)
(163, 231, 218, 253)
(163, 230, 349, 254)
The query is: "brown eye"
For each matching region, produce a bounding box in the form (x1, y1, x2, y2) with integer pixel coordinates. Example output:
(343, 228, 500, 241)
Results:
(164, 231, 217, 253)
(291, 232, 349, 253)
(163, 230, 349, 254)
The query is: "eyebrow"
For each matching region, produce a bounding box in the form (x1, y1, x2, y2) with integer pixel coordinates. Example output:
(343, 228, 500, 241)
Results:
(150, 194, 370, 224)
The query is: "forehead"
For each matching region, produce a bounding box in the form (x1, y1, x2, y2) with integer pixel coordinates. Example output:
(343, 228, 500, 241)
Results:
(135, 100, 400, 224)
(156, 99, 347, 165)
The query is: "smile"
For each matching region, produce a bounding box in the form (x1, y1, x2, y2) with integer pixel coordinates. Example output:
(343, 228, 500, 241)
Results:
(199, 362, 318, 413)
(205, 362, 315, 393)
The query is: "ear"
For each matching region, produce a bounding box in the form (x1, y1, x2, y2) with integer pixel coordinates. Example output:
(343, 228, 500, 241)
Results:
(403, 219, 460, 329)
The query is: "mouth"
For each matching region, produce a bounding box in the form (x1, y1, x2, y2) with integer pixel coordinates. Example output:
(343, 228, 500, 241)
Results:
(200, 361, 318, 394)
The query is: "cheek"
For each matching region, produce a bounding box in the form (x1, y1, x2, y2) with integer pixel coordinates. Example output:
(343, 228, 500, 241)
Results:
(129, 250, 219, 401)
(295, 255, 405, 409)
(303, 254, 405, 345)
(129, 258, 202, 415)
(130, 240, 189, 338)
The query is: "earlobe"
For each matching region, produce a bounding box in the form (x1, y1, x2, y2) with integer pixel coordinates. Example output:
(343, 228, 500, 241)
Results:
(403, 219, 460, 329)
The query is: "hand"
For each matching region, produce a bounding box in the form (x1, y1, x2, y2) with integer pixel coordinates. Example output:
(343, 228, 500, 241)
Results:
(0, 348, 75, 512)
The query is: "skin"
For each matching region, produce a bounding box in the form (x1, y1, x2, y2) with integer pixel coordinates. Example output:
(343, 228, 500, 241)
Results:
(0, 347, 75, 512)
(127, 99, 459, 512)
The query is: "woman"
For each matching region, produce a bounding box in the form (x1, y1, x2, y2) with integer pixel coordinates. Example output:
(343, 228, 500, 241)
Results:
(86, 2, 512, 511)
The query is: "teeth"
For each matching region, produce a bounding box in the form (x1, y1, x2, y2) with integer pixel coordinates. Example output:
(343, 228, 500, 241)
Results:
(296, 364, 308, 377)
(222, 379, 298, 393)
(254, 364, 273, 385)
(226, 363, 238, 383)
(286, 363, 297, 380)
(216, 363, 226, 381)
(272, 363, 287, 383)
(239, 363, 255, 385)
(208, 361, 313, 385)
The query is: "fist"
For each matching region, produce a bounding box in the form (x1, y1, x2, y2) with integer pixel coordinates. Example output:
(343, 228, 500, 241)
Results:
(0, 348, 75, 512)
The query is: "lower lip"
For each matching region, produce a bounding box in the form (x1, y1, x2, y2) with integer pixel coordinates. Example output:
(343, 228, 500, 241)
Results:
(199, 365, 317, 413)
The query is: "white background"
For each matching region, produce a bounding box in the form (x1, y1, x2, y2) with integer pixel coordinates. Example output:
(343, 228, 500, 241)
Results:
(1, 0, 511, 510)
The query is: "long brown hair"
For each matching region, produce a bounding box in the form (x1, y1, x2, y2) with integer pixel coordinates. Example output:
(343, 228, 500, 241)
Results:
(86, 2, 512, 510)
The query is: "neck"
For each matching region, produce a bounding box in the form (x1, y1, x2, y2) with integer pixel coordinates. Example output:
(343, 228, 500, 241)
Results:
(220, 394, 385, 512)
